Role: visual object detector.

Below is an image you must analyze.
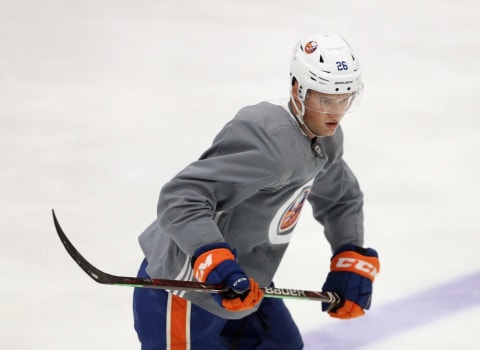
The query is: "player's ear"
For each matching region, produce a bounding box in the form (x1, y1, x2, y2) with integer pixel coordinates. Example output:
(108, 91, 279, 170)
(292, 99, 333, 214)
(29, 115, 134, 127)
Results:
(291, 78, 300, 102)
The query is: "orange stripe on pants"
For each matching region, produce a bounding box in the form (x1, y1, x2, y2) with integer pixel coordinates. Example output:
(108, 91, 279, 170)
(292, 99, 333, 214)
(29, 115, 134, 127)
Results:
(167, 293, 190, 350)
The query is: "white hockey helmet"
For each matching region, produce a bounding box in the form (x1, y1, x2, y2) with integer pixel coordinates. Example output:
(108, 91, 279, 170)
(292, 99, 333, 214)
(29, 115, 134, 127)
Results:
(290, 32, 362, 99)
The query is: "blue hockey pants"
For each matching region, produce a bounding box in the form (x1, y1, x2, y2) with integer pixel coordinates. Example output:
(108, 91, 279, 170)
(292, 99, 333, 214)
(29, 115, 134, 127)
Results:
(133, 259, 304, 349)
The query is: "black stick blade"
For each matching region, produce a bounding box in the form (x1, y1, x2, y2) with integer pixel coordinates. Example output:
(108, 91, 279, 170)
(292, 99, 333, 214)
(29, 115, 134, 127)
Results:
(52, 209, 225, 292)
(51, 209, 341, 305)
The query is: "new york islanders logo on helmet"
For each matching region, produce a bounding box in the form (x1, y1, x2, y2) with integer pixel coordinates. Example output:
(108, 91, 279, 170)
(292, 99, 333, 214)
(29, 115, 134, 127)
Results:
(304, 40, 318, 54)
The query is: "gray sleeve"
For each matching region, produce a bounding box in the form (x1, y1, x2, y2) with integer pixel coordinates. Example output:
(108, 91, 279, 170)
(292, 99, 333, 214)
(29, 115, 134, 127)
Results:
(308, 158, 364, 252)
(156, 118, 283, 256)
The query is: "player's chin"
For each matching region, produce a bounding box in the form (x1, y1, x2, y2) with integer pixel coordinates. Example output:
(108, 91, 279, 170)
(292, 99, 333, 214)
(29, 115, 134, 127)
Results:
(318, 127, 338, 137)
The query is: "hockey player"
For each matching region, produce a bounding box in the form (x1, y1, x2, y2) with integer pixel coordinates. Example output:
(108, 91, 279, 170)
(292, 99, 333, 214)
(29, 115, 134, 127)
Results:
(133, 32, 380, 349)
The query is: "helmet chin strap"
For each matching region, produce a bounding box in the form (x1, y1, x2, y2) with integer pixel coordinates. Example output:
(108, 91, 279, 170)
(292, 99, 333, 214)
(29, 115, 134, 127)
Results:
(289, 93, 319, 138)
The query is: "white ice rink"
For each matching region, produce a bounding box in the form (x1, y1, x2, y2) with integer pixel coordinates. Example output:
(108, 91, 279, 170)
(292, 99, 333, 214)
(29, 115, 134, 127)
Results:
(1, 1, 479, 349)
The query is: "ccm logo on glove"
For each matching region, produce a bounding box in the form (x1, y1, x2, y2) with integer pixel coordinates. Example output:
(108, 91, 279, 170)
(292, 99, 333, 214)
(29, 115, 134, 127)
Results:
(332, 254, 379, 280)
(193, 248, 236, 283)
(194, 253, 212, 281)
(194, 251, 249, 289)
(322, 244, 380, 319)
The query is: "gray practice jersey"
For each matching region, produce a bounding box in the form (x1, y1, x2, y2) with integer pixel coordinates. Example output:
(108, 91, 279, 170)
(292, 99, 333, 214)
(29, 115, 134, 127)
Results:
(139, 100, 364, 319)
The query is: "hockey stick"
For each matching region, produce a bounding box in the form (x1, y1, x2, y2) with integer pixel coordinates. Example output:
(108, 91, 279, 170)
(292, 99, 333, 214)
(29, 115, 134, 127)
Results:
(52, 209, 341, 304)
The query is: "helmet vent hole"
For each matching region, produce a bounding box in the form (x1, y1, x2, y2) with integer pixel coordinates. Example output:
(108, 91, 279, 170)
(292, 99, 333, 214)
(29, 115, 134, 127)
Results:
(319, 55, 324, 63)
(335, 88, 339, 91)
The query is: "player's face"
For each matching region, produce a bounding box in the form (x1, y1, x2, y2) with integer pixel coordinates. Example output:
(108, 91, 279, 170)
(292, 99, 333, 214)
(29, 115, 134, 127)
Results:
(303, 90, 352, 136)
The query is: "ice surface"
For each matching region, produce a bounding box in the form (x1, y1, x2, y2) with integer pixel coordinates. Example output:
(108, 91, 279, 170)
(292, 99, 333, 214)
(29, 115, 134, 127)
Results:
(1, 1, 479, 349)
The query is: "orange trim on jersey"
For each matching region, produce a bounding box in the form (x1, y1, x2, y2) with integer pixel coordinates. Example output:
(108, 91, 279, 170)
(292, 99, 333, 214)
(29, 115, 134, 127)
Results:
(193, 248, 235, 282)
(167, 294, 190, 350)
(330, 251, 380, 282)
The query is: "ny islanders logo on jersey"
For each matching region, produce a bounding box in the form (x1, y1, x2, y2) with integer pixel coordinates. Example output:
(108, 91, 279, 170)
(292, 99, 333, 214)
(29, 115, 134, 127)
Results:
(278, 189, 310, 233)
(268, 179, 314, 245)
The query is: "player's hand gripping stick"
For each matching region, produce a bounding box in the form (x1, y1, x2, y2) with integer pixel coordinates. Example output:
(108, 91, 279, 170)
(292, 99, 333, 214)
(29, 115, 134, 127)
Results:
(192, 242, 264, 312)
(322, 244, 380, 319)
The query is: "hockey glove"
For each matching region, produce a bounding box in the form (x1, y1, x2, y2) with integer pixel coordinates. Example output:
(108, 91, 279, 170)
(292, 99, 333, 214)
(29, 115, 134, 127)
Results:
(192, 242, 264, 312)
(322, 244, 380, 319)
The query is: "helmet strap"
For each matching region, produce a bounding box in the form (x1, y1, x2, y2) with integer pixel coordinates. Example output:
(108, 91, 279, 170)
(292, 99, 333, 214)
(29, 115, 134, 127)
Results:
(289, 93, 319, 139)
(289, 87, 306, 123)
